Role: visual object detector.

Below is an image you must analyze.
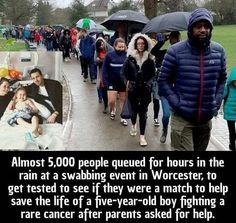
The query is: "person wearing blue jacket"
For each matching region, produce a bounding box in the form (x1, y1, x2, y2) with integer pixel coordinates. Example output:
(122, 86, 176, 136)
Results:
(158, 8, 227, 151)
(79, 29, 96, 83)
(102, 38, 128, 126)
(223, 67, 236, 151)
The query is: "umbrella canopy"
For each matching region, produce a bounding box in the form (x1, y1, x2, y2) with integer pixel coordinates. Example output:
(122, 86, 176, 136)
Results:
(101, 10, 149, 33)
(76, 18, 97, 30)
(142, 11, 191, 34)
(88, 24, 108, 35)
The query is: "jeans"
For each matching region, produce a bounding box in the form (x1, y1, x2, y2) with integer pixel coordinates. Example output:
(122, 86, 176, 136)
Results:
(160, 96, 170, 129)
(46, 40, 53, 51)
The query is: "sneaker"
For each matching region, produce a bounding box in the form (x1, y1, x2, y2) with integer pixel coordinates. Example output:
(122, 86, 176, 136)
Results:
(83, 78, 88, 82)
(110, 110, 116, 120)
(140, 136, 147, 147)
(91, 79, 96, 84)
(98, 98, 102, 103)
(120, 118, 128, 126)
(154, 119, 160, 127)
(130, 125, 137, 136)
(160, 128, 167, 143)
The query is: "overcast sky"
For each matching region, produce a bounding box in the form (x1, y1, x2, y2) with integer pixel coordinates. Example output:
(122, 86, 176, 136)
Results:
(51, 0, 92, 8)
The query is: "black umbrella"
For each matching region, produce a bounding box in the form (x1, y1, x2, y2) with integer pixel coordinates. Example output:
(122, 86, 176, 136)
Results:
(101, 10, 149, 33)
(142, 11, 191, 34)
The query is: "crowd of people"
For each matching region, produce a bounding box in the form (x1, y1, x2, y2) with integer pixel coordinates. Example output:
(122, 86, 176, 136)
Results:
(1, 8, 234, 151)
(62, 8, 230, 150)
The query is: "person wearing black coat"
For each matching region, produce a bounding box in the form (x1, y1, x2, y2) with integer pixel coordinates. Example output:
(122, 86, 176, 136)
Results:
(121, 33, 156, 147)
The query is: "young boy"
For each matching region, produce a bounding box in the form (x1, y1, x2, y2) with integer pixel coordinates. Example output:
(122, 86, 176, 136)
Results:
(8, 87, 42, 137)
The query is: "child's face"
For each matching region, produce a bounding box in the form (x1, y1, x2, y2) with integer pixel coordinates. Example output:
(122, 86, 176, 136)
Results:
(16, 90, 27, 101)
(115, 42, 126, 52)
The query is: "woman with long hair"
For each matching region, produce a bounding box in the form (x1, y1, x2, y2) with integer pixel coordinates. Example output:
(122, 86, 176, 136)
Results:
(121, 33, 156, 146)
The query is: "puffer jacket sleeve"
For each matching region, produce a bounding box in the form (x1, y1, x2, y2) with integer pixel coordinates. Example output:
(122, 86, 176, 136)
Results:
(158, 47, 179, 109)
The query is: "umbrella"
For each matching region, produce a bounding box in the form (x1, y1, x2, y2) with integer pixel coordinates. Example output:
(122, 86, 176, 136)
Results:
(142, 11, 191, 34)
(101, 10, 149, 33)
(76, 18, 97, 30)
(88, 24, 108, 35)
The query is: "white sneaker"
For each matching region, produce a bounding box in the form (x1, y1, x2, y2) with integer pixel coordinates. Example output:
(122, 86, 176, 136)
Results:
(120, 118, 128, 126)
(154, 119, 160, 126)
(140, 135, 147, 147)
(110, 110, 116, 120)
(130, 125, 137, 136)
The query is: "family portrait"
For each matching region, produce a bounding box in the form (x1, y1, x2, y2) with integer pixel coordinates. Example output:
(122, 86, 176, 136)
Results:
(0, 52, 64, 150)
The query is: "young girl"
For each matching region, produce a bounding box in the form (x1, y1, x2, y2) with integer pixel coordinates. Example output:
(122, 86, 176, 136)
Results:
(223, 67, 236, 151)
(8, 87, 42, 137)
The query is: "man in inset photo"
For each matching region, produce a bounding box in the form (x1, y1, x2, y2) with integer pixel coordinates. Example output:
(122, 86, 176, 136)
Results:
(25, 67, 62, 124)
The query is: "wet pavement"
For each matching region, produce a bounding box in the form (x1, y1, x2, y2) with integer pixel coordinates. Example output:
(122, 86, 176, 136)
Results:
(62, 56, 229, 151)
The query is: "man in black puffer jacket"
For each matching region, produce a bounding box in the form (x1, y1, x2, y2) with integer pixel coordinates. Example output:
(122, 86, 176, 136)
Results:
(158, 8, 227, 151)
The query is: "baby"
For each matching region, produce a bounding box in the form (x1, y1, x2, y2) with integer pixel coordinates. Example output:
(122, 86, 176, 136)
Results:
(8, 87, 42, 137)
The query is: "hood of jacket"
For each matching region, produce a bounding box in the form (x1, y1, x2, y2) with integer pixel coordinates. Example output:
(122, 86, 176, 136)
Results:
(95, 37, 113, 52)
(187, 8, 213, 48)
(127, 33, 154, 68)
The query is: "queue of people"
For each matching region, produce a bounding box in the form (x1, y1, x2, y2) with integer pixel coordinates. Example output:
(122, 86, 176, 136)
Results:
(75, 7, 231, 150)
(0, 8, 233, 151)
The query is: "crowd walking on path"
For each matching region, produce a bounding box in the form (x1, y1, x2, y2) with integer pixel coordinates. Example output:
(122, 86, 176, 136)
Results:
(16, 7, 233, 151)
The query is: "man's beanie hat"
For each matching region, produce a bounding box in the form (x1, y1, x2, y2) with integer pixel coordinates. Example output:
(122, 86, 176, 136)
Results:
(188, 8, 213, 31)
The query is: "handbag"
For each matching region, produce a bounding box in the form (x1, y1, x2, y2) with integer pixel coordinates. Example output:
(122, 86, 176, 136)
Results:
(120, 97, 133, 119)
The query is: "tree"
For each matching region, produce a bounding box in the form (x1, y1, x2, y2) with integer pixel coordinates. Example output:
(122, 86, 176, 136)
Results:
(69, 0, 89, 27)
(51, 8, 71, 26)
(203, 0, 236, 24)
(109, 0, 140, 15)
(144, 0, 157, 19)
(0, 0, 6, 9)
(4, 0, 34, 25)
(143, 0, 199, 19)
(35, 0, 54, 25)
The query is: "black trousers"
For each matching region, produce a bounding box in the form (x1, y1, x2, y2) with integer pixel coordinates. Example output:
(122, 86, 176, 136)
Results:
(130, 98, 149, 135)
(227, 120, 236, 150)
(153, 98, 160, 119)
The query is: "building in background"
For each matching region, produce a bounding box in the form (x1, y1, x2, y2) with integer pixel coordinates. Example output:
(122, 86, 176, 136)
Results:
(87, 0, 115, 23)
